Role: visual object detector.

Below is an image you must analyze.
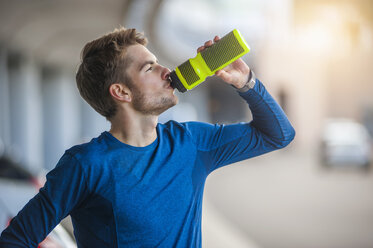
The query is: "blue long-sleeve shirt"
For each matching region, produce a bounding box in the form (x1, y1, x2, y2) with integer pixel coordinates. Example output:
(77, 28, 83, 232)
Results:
(0, 79, 295, 247)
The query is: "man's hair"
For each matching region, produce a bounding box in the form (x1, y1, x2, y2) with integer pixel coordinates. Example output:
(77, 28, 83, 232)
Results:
(76, 27, 147, 120)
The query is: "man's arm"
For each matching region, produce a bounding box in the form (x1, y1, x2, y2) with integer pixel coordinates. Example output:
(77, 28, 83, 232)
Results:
(184, 36, 295, 173)
(0, 152, 89, 247)
(184, 77, 295, 173)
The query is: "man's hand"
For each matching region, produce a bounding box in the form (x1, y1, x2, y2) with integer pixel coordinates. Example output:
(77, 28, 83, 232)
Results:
(197, 35, 251, 89)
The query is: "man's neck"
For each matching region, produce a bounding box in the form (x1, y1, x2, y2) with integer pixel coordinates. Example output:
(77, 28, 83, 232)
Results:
(109, 112, 158, 147)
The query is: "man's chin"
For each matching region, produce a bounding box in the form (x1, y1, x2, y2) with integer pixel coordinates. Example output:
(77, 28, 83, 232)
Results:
(151, 96, 179, 116)
(161, 97, 178, 113)
(167, 94, 179, 107)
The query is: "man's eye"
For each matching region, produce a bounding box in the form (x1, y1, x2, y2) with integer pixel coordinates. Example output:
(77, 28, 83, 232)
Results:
(146, 67, 153, 72)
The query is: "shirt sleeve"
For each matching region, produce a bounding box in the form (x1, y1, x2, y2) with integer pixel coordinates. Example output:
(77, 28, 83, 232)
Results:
(0, 152, 89, 247)
(183, 78, 295, 174)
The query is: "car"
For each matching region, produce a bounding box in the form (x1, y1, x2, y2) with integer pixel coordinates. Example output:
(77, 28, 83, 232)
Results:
(320, 118, 372, 169)
(0, 155, 77, 247)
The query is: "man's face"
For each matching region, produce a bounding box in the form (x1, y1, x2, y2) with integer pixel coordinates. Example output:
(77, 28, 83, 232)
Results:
(124, 44, 178, 115)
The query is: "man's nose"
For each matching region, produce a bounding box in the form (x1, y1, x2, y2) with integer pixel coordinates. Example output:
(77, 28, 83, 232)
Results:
(161, 67, 171, 81)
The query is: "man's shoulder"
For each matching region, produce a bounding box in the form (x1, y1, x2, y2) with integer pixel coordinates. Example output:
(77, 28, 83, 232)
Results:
(64, 133, 108, 161)
(161, 120, 218, 132)
(159, 120, 211, 134)
(160, 120, 213, 128)
(158, 120, 221, 145)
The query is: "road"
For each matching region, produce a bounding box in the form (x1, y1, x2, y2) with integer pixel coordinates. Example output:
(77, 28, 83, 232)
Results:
(202, 147, 373, 248)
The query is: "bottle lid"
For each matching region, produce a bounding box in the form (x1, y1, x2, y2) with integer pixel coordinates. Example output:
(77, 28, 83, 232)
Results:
(170, 71, 187, 93)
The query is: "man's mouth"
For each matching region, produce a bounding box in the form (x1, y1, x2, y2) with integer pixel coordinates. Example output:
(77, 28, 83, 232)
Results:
(165, 80, 174, 89)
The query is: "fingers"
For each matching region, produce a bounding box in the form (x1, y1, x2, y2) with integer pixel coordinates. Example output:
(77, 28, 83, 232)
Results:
(196, 41, 212, 53)
(204, 40, 213, 47)
(197, 35, 220, 53)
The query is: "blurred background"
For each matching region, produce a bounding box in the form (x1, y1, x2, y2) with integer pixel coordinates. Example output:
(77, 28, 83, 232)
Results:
(1, 0, 373, 247)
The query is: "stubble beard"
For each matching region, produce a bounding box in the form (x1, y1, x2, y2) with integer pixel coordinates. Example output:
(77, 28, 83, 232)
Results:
(131, 88, 178, 116)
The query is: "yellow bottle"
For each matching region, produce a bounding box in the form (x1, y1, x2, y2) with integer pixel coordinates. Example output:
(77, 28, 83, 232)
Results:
(170, 29, 250, 92)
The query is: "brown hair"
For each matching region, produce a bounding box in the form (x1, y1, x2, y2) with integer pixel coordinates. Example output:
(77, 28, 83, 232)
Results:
(76, 27, 147, 120)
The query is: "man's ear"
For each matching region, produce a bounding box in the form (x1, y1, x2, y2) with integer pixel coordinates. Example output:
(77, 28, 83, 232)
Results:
(109, 83, 131, 103)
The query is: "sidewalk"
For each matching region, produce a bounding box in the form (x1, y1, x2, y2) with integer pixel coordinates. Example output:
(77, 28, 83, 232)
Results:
(203, 148, 373, 248)
(202, 199, 260, 248)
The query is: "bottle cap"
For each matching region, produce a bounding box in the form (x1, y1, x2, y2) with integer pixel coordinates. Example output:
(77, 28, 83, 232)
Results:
(170, 70, 187, 93)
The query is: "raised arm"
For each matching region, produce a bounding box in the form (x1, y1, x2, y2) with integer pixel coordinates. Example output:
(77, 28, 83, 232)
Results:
(184, 36, 295, 173)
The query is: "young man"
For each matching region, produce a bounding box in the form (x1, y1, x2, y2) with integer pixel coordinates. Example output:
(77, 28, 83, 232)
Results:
(0, 27, 295, 247)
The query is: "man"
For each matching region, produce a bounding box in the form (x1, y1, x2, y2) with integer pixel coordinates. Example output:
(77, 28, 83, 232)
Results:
(0, 27, 295, 247)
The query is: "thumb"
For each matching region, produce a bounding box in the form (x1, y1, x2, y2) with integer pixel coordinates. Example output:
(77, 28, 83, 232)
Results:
(216, 70, 233, 83)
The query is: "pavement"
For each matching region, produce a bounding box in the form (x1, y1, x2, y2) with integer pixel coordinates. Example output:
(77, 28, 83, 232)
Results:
(202, 147, 373, 248)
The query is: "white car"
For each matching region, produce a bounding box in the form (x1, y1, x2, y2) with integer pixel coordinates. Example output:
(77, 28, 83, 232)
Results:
(0, 155, 76, 247)
(320, 118, 372, 168)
